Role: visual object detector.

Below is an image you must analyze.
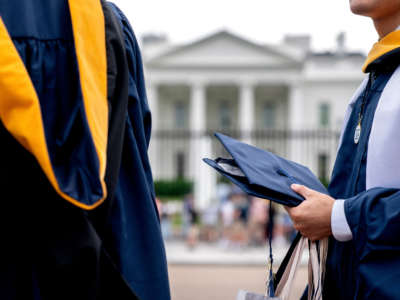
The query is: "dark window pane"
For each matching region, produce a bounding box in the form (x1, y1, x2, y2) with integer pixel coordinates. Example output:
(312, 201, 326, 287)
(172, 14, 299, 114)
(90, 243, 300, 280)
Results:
(319, 103, 330, 127)
(263, 102, 276, 128)
(176, 152, 185, 179)
(219, 101, 231, 129)
(318, 153, 329, 183)
(174, 102, 186, 128)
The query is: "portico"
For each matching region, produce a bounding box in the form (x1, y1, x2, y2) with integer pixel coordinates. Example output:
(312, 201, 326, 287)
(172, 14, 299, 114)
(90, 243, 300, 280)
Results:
(148, 81, 304, 209)
(143, 30, 364, 209)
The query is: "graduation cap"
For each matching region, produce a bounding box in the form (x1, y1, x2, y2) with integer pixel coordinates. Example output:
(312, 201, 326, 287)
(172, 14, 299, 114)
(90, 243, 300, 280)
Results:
(203, 133, 328, 207)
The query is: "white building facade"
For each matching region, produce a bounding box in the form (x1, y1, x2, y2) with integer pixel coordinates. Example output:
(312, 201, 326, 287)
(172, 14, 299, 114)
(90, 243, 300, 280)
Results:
(142, 31, 365, 209)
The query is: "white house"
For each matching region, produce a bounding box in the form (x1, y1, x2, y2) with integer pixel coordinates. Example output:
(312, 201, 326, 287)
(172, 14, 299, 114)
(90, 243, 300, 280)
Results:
(142, 30, 365, 209)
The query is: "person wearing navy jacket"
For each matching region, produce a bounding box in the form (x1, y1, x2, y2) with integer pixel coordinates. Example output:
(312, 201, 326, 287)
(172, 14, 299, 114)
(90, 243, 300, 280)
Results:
(285, 0, 400, 299)
(0, 1, 170, 299)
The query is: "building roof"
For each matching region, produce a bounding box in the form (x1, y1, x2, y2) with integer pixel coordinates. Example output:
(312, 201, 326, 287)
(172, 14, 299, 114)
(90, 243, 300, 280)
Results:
(145, 30, 304, 70)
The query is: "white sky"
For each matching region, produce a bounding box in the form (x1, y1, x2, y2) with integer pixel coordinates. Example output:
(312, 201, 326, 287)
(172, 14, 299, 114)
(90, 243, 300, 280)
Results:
(112, 0, 378, 55)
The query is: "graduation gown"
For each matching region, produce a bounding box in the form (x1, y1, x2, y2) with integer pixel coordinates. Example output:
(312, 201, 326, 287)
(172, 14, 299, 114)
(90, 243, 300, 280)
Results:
(0, 1, 169, 299)
(323, 31, 400, 299)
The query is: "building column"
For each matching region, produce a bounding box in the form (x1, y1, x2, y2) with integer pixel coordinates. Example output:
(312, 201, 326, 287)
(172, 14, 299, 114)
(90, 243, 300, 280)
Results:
(147, 82, 160, 179)
(239, 82, 255, 144)
(190, 83, 206, 134)
(288, 82, 304, 130)
(288, 82, 305, 164)
(190, 83, 216, 211)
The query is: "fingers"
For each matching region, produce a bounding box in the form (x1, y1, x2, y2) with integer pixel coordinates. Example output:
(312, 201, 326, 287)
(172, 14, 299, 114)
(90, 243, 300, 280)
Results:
(291, 184, 313, 199)
(286, 185, 333, 241)
(293, 221, 303, 232)
(287, 202, 310, 231)
(293, 222, 319, 241)
(287, 206, 320, 240)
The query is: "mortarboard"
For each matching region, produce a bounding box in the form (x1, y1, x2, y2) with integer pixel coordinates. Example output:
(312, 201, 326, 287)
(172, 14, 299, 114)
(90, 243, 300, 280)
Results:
(203, 133, 328, 207)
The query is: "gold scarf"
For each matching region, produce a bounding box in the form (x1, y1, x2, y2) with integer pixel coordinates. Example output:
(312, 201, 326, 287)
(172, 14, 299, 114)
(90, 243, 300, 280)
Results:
(362, 30, 400, 73)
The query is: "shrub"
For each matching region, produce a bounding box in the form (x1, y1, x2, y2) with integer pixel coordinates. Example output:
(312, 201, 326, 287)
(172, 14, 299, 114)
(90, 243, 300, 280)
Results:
(154, 179, 193, 199)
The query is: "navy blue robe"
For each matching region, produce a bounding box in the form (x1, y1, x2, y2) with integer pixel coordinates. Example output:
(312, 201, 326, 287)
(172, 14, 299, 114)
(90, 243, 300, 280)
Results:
(0, 1, 170, 299)
(104, 4, 171, 300)
(324, 55, 400, 299)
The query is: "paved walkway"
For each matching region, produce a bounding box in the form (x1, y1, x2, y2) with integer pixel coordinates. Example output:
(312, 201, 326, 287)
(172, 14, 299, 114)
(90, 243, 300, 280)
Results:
(169, 264, 307, 300)
(165, 240, 308, 266)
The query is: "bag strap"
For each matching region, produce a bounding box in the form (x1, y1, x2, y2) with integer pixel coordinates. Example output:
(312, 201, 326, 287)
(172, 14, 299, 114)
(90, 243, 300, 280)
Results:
(275, 236, 307, 299)
(274, 232, 302, 290)
(275, 237, 329, 300)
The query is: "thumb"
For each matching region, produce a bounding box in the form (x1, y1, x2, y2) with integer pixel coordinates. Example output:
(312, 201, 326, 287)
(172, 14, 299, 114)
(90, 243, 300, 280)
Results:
(291, 184, 312, 199)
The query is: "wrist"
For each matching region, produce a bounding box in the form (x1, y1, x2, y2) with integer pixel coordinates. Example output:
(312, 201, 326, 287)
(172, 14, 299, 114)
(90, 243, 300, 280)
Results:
(331, 200, 353, 242)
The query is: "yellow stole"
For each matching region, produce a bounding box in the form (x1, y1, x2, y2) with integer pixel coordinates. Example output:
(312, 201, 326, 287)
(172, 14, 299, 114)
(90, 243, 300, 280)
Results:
(362, 30, 400, 73)
(0, 0, 108, 210)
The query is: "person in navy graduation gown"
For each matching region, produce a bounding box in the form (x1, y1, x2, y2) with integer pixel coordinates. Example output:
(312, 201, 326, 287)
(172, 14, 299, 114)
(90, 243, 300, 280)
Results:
(0, 1, 170, 300)
(285, 1, 400, 299)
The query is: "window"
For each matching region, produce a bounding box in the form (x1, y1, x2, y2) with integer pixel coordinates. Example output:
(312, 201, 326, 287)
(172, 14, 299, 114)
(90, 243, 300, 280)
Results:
(263, 102, 276, 128)
(319, 103, 330, 127)
(176, 152, 185, 179)
(174, 102, 186, 129)
(318, 153, 329, 184)
(219, 101, 232, 129)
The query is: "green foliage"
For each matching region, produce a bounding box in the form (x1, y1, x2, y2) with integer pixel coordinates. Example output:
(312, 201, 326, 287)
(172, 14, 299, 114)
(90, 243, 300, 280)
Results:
(154, 179, 193, 199)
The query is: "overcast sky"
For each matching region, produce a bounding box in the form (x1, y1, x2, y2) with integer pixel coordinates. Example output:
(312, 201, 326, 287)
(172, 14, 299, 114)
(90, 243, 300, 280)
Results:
(112, 0, 378, 55)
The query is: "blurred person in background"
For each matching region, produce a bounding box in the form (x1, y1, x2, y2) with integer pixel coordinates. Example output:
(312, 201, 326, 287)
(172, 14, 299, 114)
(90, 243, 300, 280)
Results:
(183, 193, 199, 249)
(219, 191, 235, 248)
(201, 200, 220, 242)
(232, 189, 250, 224)
(248, 197, 268, 247)
(286, 0, 400, 298)
(182, 193, 195, 235)
(282, 211, 297, 242)
(226, 189, 249, 249)
(0, 1, 170, 299)
(273, 207, 294, 247)
(157, 198, 172, 240)
(216, 180, 231, 205)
